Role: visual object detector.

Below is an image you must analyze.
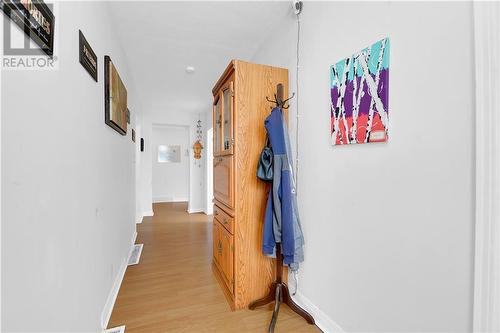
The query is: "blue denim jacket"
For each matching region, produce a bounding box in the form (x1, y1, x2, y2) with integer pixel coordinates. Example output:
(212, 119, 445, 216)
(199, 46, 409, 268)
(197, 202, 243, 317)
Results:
(262, 108, 304, 271)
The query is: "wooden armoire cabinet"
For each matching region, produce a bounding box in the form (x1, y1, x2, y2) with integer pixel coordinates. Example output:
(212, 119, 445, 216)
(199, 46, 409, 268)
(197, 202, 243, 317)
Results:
(211, 60, 288, 310)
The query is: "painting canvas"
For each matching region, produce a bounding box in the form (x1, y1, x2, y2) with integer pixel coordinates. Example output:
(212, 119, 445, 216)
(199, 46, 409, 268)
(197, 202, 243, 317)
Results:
(330, 38, 389, 145)
(105, 56, 128, 135)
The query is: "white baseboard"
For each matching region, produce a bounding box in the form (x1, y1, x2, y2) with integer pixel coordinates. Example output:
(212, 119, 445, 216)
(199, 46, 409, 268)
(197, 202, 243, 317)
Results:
(291, 291, 345, 333)
(101, 231, 137, 329)
(187, 207, 204, 214)
(135, 215, 143, 224)
(153, 196, 188, 203)
(204, 206, 214, 215)
(142, 210, 154, 217)
(103, 325, 125, 333)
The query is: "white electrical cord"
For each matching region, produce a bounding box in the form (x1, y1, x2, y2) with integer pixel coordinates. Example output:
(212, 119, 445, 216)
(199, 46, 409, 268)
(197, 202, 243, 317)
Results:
(292, 5, 301, 297)
(295, 9, 301, 193)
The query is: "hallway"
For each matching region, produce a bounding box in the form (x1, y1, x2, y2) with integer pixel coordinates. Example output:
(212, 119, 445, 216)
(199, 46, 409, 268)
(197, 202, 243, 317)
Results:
(1, 1, 489, 332)
(108, 203, 320, 332)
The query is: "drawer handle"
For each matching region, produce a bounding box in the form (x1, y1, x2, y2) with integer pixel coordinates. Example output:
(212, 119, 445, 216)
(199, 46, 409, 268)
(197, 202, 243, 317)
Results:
(217, 240, 222, 255)
(223, 218, 228, 224)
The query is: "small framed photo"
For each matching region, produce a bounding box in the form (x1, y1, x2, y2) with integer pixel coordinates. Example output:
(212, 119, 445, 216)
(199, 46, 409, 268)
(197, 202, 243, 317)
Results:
(157, 145, 181, 163)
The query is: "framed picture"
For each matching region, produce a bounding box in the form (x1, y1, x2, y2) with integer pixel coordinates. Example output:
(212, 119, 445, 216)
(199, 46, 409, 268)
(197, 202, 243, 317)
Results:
(131, 129, 136, 142)
(330, 38, 390, 145)
(104, 56, 128, 135)
(140, 138, 144, 152)
(1, 0, 55, 57)
(79, 30, 97, 81)
(157, 145, 181, 163)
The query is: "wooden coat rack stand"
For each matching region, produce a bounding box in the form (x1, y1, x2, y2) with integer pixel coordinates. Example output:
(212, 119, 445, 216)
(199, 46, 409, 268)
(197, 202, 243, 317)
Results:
(249, 244, 315, 332)
(248, 84, 315, 333)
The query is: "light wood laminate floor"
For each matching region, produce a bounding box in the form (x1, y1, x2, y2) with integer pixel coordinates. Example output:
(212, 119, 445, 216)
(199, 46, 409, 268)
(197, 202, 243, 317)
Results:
(108, 202, 320, 333)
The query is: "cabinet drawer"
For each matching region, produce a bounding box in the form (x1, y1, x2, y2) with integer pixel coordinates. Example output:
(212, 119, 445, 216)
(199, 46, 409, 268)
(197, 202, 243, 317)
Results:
(214, 155, 234, 210)
(213, 221, 234, 294)
(214, 205, 234, 234)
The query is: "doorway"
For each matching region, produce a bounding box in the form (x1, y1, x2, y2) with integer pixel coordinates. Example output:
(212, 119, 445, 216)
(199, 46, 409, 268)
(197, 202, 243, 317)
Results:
(151, 124, 190, 204)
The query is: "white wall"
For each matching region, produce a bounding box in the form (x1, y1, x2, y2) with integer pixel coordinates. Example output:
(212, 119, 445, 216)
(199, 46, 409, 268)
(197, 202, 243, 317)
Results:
(152, 125, 190, 203)
(138, 111, 154, 216)
(1, 2, 141, 331)
(252, 2, 475, 332)
(140, 111, 207, 214)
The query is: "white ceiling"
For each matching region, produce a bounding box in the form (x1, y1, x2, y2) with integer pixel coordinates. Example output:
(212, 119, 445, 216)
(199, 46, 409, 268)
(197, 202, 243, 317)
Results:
(106, 1, 291, 115)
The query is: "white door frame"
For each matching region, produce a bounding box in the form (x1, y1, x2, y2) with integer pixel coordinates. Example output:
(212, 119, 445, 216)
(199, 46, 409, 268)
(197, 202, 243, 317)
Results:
(473, 2, 500, 332)
(205, 128, 214, 215)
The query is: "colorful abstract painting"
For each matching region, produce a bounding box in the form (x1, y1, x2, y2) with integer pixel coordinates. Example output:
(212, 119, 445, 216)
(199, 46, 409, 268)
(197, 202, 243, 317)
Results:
(330, 38, 390, 145)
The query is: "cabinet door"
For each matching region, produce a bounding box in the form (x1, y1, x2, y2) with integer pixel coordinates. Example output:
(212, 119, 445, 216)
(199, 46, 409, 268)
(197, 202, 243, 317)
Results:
(220, 80, 234, 155)
(213, 94, 222, 155)
(219, 223, 234, 294)
(213, 221, 220, 264)
(214, 155, 234, 210)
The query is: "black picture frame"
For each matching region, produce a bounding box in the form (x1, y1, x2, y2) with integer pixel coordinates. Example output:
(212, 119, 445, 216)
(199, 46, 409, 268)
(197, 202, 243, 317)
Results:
(104, 55, 127, 136)
(1, 0, 55, 57)
(79, 30, 97, 82)
(140, 138, 144, 152)
(132, 129, 136, 142)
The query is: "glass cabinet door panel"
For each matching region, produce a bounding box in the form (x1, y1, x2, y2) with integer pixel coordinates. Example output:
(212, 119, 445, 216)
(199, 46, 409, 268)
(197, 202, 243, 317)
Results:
(214, 96, 222, 154)
(223, 88, 231, 151)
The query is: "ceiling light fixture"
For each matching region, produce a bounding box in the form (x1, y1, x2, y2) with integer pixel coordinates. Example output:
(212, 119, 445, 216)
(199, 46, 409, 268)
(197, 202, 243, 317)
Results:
(185, 66, 195, 74)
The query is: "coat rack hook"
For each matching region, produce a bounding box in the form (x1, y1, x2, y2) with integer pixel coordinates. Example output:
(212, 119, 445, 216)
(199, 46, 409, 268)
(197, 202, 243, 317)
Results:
(266, 84, 295, 110)
(281, 92, 295, 109)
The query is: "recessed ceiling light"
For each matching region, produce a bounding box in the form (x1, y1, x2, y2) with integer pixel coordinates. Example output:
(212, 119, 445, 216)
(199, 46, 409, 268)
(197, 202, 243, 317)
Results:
(185, 66, 195, 74)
